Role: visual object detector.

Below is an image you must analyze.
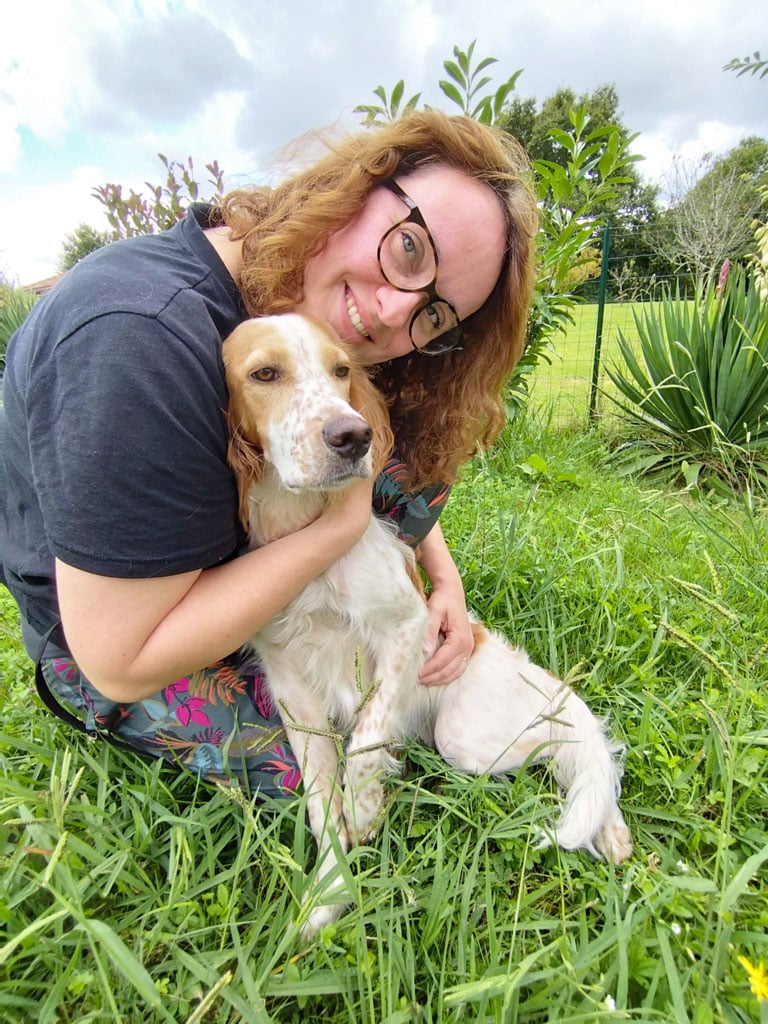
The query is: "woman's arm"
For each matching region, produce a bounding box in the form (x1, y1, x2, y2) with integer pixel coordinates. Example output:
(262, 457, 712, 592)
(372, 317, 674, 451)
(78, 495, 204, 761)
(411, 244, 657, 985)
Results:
(56, 480, 373, 702)
(416, 522, 475, 686)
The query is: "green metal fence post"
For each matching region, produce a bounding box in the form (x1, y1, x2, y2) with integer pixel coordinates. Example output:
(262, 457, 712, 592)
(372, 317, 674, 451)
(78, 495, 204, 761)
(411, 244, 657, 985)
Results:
(589, 222, 611, 424)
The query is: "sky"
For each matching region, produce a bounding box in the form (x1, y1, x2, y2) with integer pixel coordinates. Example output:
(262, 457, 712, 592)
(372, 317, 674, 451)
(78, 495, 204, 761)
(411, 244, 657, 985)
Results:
(1, 0, 765, 286)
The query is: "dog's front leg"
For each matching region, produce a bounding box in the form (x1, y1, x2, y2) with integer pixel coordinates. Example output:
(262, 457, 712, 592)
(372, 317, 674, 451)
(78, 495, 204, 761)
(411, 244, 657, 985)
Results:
(267, 681, 351, 937)
(286, 724, 351, 937)
(343, 622, 424, 843)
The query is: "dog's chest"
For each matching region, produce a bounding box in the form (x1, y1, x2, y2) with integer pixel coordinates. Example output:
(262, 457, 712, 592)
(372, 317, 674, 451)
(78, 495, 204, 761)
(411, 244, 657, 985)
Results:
(267, 536, 404, 638)
(252, 516, 422, 674)
(320, 518, 417, 618)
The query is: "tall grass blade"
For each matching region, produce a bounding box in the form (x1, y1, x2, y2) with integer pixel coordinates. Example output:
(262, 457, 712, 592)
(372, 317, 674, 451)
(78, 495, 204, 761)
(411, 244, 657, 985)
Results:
(78, 918, 164, 1009)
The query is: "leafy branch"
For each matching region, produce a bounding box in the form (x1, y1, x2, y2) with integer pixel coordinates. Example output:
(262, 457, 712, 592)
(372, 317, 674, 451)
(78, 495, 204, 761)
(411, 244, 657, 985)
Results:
(93, 155, 225, 239)
(723, 51, 767, 80)
(439, 41, 522, 124)
(353, 40, 520, 129)
(353, 80, 422, 127)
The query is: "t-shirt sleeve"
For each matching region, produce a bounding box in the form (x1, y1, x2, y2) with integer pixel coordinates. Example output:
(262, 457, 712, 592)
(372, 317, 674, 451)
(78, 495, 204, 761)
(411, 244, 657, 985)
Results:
(372, 456, 452, 548)
(28, 309, 240, 577)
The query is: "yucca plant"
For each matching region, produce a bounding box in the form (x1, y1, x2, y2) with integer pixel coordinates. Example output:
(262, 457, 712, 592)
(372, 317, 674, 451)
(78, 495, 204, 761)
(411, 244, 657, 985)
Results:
(0, 284, 38, 375)
(606, 264, 768, 490)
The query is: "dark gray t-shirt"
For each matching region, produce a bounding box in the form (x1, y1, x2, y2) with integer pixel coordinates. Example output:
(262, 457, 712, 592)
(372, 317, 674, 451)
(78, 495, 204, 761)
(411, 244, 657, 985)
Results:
(1, 205, 248, 637)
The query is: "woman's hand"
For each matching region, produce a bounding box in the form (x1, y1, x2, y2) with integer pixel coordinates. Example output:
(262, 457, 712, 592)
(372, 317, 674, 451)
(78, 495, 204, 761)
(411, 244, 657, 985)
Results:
(419, 583, 474, 686)
(416, 523, 474, 687)
(318, 476, 373, 548)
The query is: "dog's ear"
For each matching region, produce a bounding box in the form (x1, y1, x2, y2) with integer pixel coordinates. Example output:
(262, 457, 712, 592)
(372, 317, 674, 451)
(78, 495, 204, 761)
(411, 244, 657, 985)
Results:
(348, 366, 394, 476)
(225, 407, 264, 529)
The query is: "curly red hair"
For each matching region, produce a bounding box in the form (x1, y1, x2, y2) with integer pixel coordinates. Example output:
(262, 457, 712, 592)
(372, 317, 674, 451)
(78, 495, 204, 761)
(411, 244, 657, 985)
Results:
(218, 111, 537, 488)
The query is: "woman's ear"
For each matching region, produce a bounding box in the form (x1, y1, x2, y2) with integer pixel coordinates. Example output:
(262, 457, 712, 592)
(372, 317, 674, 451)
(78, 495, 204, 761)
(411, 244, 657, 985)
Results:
(225, 409, 264, 529)
(349, 366, 394, 475)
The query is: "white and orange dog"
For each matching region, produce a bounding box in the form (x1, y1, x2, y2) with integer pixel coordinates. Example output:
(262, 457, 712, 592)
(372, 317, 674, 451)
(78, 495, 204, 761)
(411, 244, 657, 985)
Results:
(223, 313, 632, 934)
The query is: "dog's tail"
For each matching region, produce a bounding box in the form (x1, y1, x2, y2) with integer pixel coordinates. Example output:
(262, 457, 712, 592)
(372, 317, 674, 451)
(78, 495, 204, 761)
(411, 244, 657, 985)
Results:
(541, 692, 632, 863)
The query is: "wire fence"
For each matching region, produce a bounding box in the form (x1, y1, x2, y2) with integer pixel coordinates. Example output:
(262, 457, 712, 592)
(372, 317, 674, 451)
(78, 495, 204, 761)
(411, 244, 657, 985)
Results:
(528, 225, 696, 428)
(528, 303, 638, 428)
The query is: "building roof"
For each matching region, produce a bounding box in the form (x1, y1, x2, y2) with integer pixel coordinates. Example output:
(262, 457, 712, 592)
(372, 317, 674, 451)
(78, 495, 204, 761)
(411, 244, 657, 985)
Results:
(24, 274, 63, 296)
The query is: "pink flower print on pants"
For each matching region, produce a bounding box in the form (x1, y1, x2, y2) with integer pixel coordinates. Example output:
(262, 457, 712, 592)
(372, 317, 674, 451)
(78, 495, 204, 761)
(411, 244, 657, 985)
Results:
(163, 678, 212, 728)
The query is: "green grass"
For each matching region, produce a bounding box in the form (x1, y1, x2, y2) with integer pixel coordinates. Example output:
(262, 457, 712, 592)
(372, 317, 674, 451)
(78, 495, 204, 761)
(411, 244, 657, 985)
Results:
(2, 415, 767, 1022)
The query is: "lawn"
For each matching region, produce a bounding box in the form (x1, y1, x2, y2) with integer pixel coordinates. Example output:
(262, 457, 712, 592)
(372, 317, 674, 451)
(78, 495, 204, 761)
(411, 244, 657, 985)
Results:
(1, 414, 767, 1022)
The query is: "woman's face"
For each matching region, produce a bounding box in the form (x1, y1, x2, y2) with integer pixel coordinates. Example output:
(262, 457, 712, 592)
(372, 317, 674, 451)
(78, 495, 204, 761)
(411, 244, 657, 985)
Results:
(296, 165, 507, 365)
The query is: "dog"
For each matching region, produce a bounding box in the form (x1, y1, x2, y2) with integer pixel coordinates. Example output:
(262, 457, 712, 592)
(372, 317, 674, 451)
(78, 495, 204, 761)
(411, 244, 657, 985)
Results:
(223, 313, 632, 935)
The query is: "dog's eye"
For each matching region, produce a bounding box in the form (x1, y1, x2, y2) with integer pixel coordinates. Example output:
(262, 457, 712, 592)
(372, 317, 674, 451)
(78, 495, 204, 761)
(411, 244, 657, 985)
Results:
(250, 367, 278, 382)
(334, 365, 351, 379)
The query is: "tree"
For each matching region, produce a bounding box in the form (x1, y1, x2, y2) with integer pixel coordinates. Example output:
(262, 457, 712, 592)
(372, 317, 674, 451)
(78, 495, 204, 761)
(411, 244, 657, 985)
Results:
(505, 84, 627, 166)
(657, 138, 768, 295)
(724, 49, 768, 296)
(693, 135, 768, 194)
(58, 223, 113, 272)
(504, 84, 663, 297)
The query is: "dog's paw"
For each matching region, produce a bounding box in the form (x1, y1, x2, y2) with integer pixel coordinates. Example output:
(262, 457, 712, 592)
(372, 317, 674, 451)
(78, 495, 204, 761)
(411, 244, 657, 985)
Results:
(299, 897, 348, 941)
(595, 814, 633, 863)
(591, 802, 633, 863)
(297, 862, 350, 941)
(536, 803, 633, 864)
(343, 777, 385, 845)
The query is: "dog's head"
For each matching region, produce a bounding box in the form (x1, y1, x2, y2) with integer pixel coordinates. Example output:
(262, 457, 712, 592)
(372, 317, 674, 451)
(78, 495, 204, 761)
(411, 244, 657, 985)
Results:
(223, 314, 393, 523)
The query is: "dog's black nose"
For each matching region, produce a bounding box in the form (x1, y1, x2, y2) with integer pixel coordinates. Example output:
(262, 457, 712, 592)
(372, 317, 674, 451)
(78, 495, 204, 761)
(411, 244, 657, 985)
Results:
(323, 416, 373, 462)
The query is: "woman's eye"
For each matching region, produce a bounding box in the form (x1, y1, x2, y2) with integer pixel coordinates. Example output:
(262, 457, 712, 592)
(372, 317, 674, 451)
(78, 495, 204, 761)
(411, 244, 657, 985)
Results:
(424, 303, 443, 329)
(397, 228, 424, 271)
(250, 367, 278, 382)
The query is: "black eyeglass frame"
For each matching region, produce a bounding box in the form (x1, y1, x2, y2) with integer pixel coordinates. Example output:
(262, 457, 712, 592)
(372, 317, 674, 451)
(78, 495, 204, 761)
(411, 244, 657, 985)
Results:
(377, 179, 465, 356)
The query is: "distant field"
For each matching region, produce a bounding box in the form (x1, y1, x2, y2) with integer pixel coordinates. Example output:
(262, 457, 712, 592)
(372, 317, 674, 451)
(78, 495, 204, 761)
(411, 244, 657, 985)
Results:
(528, 301, 644, 427)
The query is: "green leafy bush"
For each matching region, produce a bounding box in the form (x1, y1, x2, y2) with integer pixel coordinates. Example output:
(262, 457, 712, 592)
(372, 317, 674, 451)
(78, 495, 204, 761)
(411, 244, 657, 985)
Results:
(606, 265, 768, 489)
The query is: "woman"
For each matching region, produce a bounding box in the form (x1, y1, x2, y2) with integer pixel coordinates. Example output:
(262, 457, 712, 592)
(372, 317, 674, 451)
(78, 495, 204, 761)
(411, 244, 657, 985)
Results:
(1, 111, 537, 796)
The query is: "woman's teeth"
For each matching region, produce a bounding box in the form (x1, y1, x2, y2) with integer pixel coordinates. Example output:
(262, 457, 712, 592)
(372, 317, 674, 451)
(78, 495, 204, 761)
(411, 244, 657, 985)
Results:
(346, 297, 370, 338)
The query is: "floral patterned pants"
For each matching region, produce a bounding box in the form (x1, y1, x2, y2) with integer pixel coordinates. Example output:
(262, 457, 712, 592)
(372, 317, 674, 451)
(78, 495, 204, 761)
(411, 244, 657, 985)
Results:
(38, 460, 450, 799)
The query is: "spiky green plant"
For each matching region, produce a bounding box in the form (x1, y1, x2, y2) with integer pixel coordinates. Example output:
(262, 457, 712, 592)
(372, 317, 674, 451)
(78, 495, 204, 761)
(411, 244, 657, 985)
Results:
(606, 265, 768, 489)
(0, 285, 38, 374)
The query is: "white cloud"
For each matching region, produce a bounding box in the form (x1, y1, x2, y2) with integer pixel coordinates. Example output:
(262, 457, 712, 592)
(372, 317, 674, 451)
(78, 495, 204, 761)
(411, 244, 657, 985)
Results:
(0, 98, 22, 175)
(0, 3, 101, 154)
(634, 118, 757, 199)
(0, 165, 106, 285)
(83, 11, 253, 134)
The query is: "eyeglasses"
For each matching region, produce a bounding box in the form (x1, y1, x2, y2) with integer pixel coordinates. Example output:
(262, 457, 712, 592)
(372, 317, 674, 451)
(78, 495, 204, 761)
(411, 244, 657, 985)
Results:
(377, 179, 464, 356)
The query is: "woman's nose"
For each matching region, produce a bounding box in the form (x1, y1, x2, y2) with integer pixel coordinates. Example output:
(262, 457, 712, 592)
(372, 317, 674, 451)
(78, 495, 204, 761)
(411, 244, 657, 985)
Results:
(376, 284, 423, 330)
